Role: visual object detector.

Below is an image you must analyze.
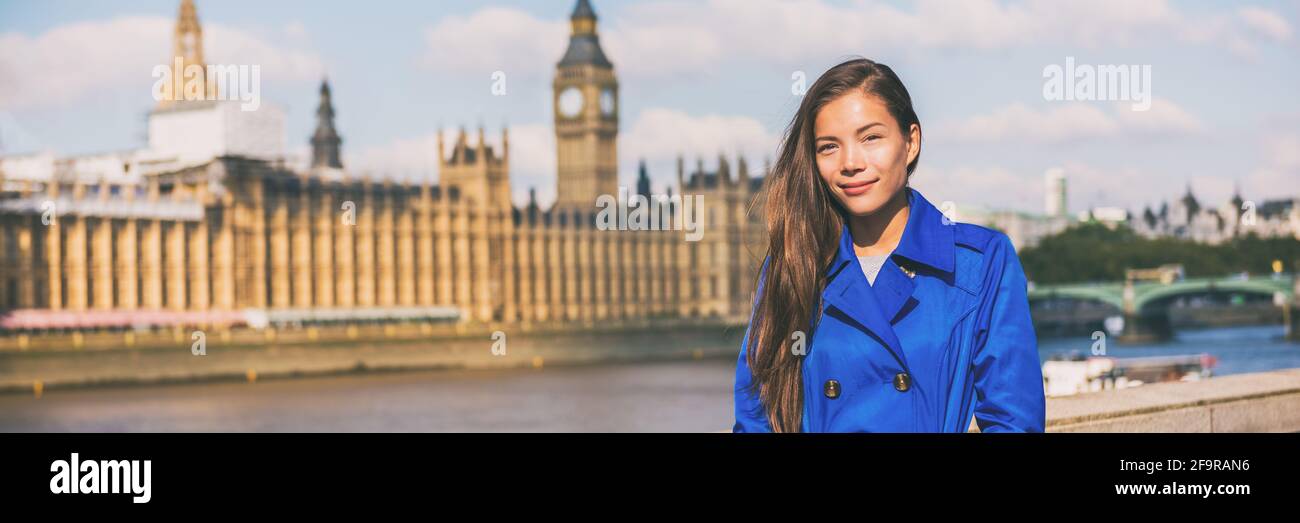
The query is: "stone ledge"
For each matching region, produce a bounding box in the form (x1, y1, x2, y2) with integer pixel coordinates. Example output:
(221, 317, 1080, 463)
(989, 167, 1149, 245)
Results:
(1045, 368, 1300, 433)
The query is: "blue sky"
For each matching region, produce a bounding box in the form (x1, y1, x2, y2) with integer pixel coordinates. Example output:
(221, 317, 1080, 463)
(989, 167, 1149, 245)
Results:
(1, 0, 1297, 213)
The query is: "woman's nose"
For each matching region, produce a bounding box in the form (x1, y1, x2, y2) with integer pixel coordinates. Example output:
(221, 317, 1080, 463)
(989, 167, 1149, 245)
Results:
(841, 146, 867, 175)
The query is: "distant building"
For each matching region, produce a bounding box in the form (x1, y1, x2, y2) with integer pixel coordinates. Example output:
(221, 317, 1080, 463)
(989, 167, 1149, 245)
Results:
(0, 0, 766, 330)
(946, 168, 1073, 251)
(955, 168, 1298, 251)
(1133, 184, 1300, 244)
(1077, 206, 1129, 228)
(947, 204, 1070, 251)
(1044, 167, 1067, 219)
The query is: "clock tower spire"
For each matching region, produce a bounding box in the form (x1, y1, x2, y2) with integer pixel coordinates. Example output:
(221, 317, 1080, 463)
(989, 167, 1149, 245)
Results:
(157, 0, 215, 109)
(553, 0, 619, 211)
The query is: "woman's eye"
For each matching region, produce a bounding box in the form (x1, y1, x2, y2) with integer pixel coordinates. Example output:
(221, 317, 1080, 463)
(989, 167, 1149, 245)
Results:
(862, 135, 882, 143)
(817, 144, 837, 154)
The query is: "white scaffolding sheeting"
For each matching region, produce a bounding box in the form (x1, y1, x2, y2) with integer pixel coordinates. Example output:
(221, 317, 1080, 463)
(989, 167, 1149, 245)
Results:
(258, 307, 464, 326)
(0, 196, 205, 221)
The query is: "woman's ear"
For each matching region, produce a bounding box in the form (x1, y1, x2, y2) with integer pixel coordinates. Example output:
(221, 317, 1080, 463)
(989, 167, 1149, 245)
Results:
(906, 123, 922, 166)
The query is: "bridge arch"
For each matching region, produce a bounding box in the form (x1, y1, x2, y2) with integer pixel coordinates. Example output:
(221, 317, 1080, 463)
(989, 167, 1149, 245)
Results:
(1134, 279, 1293, 316)
(1027, 286, 1125, 311)
(1029, 276, 1296, 342)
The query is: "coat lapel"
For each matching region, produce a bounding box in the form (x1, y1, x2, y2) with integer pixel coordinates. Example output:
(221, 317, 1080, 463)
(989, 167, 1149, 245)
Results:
(871, 256, 918, 324)
(821, 229, 911, 370)
(819, 188, 957, 369)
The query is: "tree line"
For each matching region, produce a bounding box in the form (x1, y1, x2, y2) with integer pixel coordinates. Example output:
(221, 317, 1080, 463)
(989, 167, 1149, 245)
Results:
(1016, 222, 1300, 285)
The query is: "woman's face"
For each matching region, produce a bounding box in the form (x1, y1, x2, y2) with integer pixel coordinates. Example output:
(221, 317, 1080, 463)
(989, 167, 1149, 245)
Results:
(813, 91, 920, 217)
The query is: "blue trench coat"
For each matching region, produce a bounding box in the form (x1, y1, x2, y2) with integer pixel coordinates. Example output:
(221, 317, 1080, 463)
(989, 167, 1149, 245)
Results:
(734, 188, 1046, 433)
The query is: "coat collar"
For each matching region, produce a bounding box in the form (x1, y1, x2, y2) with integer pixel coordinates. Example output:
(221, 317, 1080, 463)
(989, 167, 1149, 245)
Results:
(894, 188, 955, 275)
(823, 187, 955, 281)
(820, 187, 954, 369)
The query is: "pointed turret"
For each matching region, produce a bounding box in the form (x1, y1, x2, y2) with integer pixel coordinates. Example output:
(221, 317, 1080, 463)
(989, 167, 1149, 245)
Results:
(311, 79, 343, 169)
(157, 0, 214, 108)
(676, 156, 685, 191)
(636, 159, 651, 197)
(558, 0, 612, 68)
(1181, 182, 1201, 217)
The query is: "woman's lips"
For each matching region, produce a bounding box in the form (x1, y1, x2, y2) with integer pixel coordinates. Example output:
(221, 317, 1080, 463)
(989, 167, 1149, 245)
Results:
(840, 179, 878, 196)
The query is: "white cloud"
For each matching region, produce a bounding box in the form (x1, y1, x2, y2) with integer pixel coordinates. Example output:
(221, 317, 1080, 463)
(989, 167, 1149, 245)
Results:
(418, 0, 1295, 79)
(934, 98, 1204, 145)
(420, 7, 566, 76)
(206, 22, 323, 79)
(1178, 6, 1299, 59)
(0, 15, 323, 111)
(0, 16, 165, 111)
(621, 108, 777, 168)
(620, 108, 780, 191)
(1113, 99, 1206, 134)
(1245, 132, 1300, 200)
(1238, 7, 1293, 43)
(935, 103, 1116, 144)
(347, 133, 441, 183)
(603, 0, 1186, 75)
(909, 165, 1042, 211)
(1018, 0, 1177, 48)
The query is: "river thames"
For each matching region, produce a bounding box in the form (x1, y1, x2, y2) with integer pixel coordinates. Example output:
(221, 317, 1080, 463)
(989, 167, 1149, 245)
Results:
(1, 325, 1296, 432)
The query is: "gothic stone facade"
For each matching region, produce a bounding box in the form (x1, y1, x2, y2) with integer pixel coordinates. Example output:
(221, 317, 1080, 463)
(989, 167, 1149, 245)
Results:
(0, 0, 768, 330)
(0, 146, 766, 328)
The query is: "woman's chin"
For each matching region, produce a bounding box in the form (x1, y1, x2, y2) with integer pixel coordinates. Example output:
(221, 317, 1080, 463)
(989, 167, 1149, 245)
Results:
(839, 196, 888, 217)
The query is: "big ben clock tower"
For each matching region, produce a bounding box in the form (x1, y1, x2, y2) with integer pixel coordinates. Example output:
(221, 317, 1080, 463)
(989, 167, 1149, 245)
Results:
(553, 0, 619, 211)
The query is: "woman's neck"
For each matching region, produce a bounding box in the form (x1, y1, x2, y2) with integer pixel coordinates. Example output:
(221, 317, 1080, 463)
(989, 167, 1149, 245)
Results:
(848, 188, 910, 258)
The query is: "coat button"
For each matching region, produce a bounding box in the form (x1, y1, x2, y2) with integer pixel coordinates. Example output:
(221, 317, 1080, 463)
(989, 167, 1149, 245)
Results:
(893, 373, 911, 392)
(824, 379, 841, 399)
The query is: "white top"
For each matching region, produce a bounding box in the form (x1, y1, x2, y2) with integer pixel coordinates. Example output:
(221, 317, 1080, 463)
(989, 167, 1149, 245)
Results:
(857, 253, 891, 285)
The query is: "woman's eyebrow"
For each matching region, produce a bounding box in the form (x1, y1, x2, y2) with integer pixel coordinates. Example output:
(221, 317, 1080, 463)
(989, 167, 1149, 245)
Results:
(816, 122, 885, 142)
(855, 122, 885, 134)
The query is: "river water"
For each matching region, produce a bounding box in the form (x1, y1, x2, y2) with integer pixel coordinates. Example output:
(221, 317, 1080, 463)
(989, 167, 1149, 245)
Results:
(1, 325, 1295, 432)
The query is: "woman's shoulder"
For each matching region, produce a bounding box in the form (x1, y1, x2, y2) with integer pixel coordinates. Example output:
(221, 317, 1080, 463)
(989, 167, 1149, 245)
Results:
(952, 221, 1014, 256)
(950, 222, 1022, 295)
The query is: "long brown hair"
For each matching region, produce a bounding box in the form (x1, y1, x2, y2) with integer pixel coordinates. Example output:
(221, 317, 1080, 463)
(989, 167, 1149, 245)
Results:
(746, 58, 923, 432)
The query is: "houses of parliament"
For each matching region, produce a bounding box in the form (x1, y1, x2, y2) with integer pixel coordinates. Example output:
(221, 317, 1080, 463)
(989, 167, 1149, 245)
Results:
(0, 0, 767, 332)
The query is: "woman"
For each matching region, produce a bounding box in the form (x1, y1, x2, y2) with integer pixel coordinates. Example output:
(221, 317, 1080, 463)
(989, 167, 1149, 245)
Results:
(734, 58, 1045, 433)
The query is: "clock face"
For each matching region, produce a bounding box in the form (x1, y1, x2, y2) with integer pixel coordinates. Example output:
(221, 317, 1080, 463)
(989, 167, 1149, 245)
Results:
(558, 87, 584, 118)
(600, 88, 616, 116)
